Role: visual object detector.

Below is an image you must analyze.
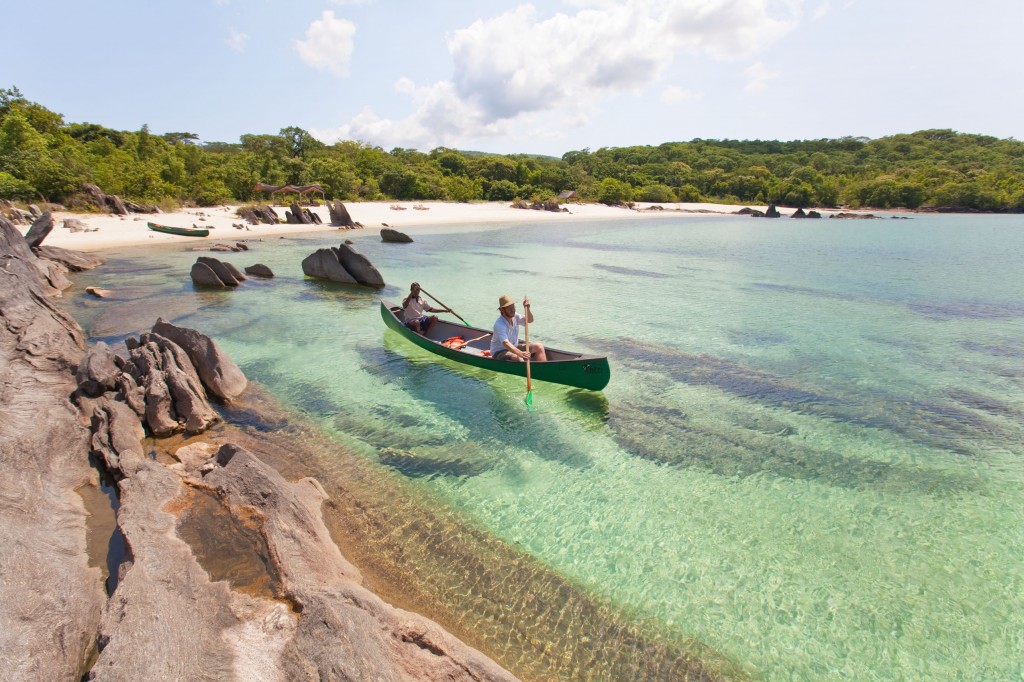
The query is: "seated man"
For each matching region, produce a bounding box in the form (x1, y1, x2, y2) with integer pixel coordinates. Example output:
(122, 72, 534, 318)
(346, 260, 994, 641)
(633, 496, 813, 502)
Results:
(402, 282, 446, 334)
(490, 294, 547, 362)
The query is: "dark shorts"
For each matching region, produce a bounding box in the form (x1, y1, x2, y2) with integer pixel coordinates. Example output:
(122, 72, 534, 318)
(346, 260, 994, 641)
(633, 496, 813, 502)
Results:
(404, 315, 429, 330)
(493, 348, 524, 362)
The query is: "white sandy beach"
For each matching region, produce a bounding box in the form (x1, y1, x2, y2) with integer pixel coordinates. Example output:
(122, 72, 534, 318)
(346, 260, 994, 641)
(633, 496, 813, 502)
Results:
(30, 200, 819, 252)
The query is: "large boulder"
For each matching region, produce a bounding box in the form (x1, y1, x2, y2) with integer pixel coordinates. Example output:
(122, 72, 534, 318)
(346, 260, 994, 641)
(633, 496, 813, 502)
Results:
(196, 256, 242, 284)
(190, 261, 227, 288)
(76, 342, 121, 397)
(328, 199, 356, 227)
(33, 245, 104, 271)
(23, 211, 54, 248)
(244, 263, 274, 278)
(301, 248, 358, 284)
(286, 202, 313, 225)
(190, 256, 247, 287)
(151, 318, 248, 402)
(335, 243, 385, 288)
(381, 227, 413, 243)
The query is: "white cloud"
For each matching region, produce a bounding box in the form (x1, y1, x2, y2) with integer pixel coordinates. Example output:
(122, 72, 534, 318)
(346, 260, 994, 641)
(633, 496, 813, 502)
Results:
(743, 61, 779, 93)
(295, 10, 356, 77)
(329, 0, 374, 4)
(812, 1, 831, 20)
(227, 27, 249, 53)
(661, 86, 703, 104)
(322, 0, 804, 149)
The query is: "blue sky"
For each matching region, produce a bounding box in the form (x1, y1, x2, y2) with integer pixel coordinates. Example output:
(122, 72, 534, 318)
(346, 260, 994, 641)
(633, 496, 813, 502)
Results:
(4, 0, 1021, 156)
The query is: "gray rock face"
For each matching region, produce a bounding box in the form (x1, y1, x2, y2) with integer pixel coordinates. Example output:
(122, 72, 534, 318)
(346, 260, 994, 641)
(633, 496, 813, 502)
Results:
(196, 256, 240, 286)
(89, 456, 240, 681)
(328, 199, 356, 227)
(211, 445, 520, 682)
(190, 261, 226, 287)
(191, 256, 248, 288)
(23, 210, 54, 248)
(76, 341, 121, 397)
(220, 260, 247, 282)
(64, 217, 89, 232)
(34, 244, 104, 271)
(0, 217, 105, 681)
(301, 248, 358, 283)
(381, 227, 413, 243)
(34, 256, 72, 293)
(151, 318, 248, 402)
(88, 395, 146, 474)
(244, 263, 274, 278)
(3, 220, 517, 682)
(335, 243, 385, 288)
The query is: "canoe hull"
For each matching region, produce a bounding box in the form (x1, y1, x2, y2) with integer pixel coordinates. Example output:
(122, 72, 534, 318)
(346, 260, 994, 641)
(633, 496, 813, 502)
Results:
(148, 222, 210, 237)
(380, 301, 610, 391)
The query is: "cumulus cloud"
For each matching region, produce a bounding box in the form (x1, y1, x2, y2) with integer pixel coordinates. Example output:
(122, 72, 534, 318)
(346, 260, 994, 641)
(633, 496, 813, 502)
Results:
(227, 27, 249, 53)
(295, 10, 356, 77)
(321, 0, 803, 149)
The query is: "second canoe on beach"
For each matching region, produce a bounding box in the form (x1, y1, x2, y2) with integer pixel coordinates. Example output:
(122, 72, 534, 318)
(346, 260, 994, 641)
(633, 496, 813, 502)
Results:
(380, 301, 611, 391)
(148, 222, 210, 237)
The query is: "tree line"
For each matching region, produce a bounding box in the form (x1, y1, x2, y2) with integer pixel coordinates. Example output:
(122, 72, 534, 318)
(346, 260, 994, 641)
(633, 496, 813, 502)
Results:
(1, 87, 1022, 212)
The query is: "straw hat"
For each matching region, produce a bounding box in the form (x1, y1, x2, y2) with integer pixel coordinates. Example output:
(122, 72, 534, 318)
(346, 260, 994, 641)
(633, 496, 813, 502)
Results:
(498, 294, 515, 309)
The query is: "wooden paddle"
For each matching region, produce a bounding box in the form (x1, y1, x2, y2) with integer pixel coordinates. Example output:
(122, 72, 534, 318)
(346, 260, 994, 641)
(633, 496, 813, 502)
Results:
(451, 333, 490, 350)
(523, 296, 534, 409)
(419, 287, 470, 326)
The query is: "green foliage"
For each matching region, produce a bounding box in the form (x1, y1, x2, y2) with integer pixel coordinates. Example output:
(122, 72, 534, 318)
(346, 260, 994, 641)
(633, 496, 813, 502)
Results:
(486, 180, 519, 201)
(597, 177, 632, 205)
(442, 175, 481, 202)
(0, 87, 1022, 212)
(636, 183, 675, 202)
(0, 170, 33, 200)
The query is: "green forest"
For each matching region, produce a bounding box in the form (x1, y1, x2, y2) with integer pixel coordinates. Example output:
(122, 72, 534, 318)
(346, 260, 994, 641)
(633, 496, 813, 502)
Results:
(1, 86, 1022, 212)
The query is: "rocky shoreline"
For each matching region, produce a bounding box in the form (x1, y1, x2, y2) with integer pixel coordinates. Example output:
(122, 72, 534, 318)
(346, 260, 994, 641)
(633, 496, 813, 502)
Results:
(0, 217, 517, 680)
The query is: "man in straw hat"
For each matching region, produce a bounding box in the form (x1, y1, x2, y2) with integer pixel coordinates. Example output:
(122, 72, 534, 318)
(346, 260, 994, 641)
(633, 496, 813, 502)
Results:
(490, 294, 547, 362)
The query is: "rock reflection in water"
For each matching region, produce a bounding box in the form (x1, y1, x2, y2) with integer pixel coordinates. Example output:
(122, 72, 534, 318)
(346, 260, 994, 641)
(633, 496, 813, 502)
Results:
(590, 336, 1012, 457)
(607, 403, 979, 496)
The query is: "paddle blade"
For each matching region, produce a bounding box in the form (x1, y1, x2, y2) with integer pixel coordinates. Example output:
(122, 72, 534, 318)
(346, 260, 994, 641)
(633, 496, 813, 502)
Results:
(525, 389, 534, 410)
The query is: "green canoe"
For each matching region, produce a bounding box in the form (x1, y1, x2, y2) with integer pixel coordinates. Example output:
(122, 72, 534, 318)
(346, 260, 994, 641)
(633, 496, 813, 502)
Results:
(148, 222, 210, 237)
(380, 301, 610, 391)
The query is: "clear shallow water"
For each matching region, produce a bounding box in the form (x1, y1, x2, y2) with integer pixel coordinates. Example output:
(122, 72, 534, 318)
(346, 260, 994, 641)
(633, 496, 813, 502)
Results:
(65, 214, 1024, 680)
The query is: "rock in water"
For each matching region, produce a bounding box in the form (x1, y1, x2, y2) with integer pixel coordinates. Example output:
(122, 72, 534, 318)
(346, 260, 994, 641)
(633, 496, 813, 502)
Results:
(335, 243, 385, 287)
(381, 227, 413, 243)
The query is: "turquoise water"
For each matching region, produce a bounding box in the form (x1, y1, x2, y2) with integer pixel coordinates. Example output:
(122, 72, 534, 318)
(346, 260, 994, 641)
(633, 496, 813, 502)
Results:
(66, 214, 1024, 680)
